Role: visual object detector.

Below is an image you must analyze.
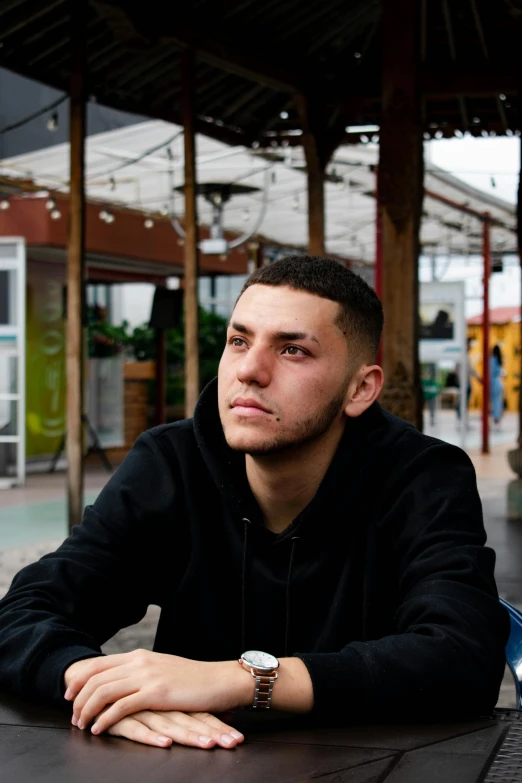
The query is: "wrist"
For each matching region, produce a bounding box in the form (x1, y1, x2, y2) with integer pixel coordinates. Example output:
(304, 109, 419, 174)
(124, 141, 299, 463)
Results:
(220, 660, 255, 709)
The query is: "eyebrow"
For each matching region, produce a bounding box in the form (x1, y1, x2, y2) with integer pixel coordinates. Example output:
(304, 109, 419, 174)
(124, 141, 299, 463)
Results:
(228, 321, 319, 344)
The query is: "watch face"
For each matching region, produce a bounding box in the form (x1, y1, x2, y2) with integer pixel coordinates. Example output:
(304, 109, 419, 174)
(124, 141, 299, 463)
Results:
(242, 650, 279, 671)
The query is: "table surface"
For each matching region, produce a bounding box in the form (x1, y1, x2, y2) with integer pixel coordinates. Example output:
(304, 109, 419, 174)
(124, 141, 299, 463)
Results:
(0, 693, 520, 783)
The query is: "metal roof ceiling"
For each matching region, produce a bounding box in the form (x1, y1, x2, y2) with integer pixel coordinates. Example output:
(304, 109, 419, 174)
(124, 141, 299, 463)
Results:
(0, 119, 516, 264)
(0, 0, 520, 149)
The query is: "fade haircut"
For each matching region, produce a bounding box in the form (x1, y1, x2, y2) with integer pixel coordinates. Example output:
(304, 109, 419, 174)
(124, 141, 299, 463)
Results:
(238, 255, 384, 363)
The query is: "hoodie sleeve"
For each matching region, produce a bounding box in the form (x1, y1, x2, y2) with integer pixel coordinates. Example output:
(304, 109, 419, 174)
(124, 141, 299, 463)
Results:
(295, 442, 510, 719)
(0, 430, 183, 709)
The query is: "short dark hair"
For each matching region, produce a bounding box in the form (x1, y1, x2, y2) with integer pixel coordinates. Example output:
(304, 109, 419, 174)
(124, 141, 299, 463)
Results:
(239, 255, 384, 362)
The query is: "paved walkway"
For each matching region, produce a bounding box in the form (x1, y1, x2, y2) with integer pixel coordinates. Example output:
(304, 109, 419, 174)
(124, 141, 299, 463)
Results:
(0, 410, 520, 708)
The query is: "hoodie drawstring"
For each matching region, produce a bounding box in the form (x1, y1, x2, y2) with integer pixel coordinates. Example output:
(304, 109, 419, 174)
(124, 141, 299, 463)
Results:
(241, 518, 251, 652)
(284, 536, 300, 656)
(240, 521, 300, 657)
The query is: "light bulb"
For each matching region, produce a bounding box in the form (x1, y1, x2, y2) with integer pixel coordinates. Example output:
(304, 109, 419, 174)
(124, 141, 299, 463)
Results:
(280, 111, 289, 119)
(0, 200, 9, 210)
(47, 112, 58, 131)
(144, 218, 154, 229)
(46, 197, 56, 211)
(99, 210, 108, 221)
(50, 209, 61, 220)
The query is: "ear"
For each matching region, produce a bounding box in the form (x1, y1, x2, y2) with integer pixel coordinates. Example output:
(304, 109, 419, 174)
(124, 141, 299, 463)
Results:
(344, 365, 384, 418)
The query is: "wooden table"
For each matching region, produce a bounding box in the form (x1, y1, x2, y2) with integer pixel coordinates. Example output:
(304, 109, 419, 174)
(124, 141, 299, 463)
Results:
(0, 694, 519, 782)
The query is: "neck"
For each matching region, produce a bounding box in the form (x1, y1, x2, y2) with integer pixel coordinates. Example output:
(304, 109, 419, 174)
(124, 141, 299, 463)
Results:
(245, 422, 346, 534)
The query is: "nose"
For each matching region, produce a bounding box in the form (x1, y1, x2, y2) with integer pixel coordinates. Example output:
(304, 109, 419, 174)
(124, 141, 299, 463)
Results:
(236, 344, 272, 387)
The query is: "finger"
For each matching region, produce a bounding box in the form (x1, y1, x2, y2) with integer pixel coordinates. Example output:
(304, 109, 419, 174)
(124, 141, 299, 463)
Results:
(73, 669, 130, 721)
(128, 712, 219, 749)
(107, 715, 174, 749)
(188, 712, 244, 745)
(90, 693, 147, 735)
(65, 653, 135, 700)
(149, 711, 243, 748)
(79, 685, 140, 731)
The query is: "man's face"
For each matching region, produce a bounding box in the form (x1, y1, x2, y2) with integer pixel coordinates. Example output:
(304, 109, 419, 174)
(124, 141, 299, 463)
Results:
(218, 284, 355, 455)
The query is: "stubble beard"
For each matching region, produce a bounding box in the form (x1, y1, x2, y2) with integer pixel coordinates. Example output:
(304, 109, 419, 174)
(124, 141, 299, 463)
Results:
(224, 384, 348, 457)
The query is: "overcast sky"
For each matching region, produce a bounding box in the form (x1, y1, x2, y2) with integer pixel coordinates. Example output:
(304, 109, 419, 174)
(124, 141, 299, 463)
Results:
(423, 135, 520, 318)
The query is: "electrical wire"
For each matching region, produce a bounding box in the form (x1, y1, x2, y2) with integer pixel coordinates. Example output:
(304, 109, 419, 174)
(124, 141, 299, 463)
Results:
(85, 130, 184, 181)
(0, 94, 67, 136)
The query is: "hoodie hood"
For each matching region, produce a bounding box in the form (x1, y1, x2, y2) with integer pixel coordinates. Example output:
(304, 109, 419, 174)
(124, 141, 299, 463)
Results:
(192, 377, 388, 545)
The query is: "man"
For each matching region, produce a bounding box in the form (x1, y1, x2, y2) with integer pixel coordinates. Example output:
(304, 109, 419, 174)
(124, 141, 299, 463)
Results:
(0, 256, 509, 751)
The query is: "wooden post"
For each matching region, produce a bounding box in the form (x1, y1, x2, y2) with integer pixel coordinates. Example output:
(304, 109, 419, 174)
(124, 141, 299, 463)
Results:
(182, 49, 200, 418)
(295, 94, 327, 256)
(482, 214, 491, 454)
(307, 157, 325, 256)
(378, 0, 424, 428)
(154, 327, 167, 426)
(375, 168, 383, 367)
(66, 1, 86, 531)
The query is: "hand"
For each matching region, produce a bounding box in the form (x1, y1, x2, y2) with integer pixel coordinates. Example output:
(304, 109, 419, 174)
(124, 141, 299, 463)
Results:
(65, 649, 252, 734)
(83, 707, 244, 749)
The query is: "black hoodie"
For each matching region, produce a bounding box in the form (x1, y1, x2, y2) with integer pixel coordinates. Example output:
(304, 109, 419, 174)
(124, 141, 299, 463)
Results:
(0, 379, 509, 717)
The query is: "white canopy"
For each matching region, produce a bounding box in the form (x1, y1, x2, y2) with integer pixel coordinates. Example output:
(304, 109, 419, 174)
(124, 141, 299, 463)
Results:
(0, 119, 517, 265)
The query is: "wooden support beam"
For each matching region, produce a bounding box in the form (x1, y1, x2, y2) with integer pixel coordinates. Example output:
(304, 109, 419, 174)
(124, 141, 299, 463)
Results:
(378, 0, 423, 429)
(94, 2, 302, 95)
(182, 49, 200, 418)
(154, 327, 167, 426)
(295, 97, 347, 256)
(307, 160, 325, 256)
(66, 1, 87, 531)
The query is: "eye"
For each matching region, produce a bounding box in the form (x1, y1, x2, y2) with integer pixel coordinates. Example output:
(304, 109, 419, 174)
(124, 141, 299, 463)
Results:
(229, 336, 247, 348)
(283, 345, 306, 356)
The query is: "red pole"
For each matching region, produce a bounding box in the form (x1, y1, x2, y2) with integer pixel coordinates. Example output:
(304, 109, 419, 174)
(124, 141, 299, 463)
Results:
(375, 167, 383, 366)
(482, 213, 491, 454)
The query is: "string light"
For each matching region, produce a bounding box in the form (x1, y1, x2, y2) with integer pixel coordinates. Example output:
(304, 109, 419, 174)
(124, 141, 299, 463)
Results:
(0, 199, 9, 210)
(46, 197, 56, 211)
(280, 111, 289, 120)
(50, 208, 61, 220)
(144, 217, 154, 229)
(105, 211, 115, 224)
(47, 112, 59, 131)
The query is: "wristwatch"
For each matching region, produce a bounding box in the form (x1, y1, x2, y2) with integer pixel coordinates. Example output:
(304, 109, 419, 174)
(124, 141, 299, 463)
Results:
(238, 650, 279, 709)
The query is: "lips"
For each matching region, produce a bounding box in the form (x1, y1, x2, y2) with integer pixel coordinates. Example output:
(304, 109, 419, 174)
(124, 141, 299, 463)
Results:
(231, 397, 271, 414)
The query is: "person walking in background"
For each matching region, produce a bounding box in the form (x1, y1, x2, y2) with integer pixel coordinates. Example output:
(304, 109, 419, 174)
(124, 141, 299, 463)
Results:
(455, 337, 482, 422)
(490, 344, 506, 426)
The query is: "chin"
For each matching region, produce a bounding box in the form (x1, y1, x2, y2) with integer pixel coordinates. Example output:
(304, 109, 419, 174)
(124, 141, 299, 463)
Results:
(223, 427, 270, 454)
